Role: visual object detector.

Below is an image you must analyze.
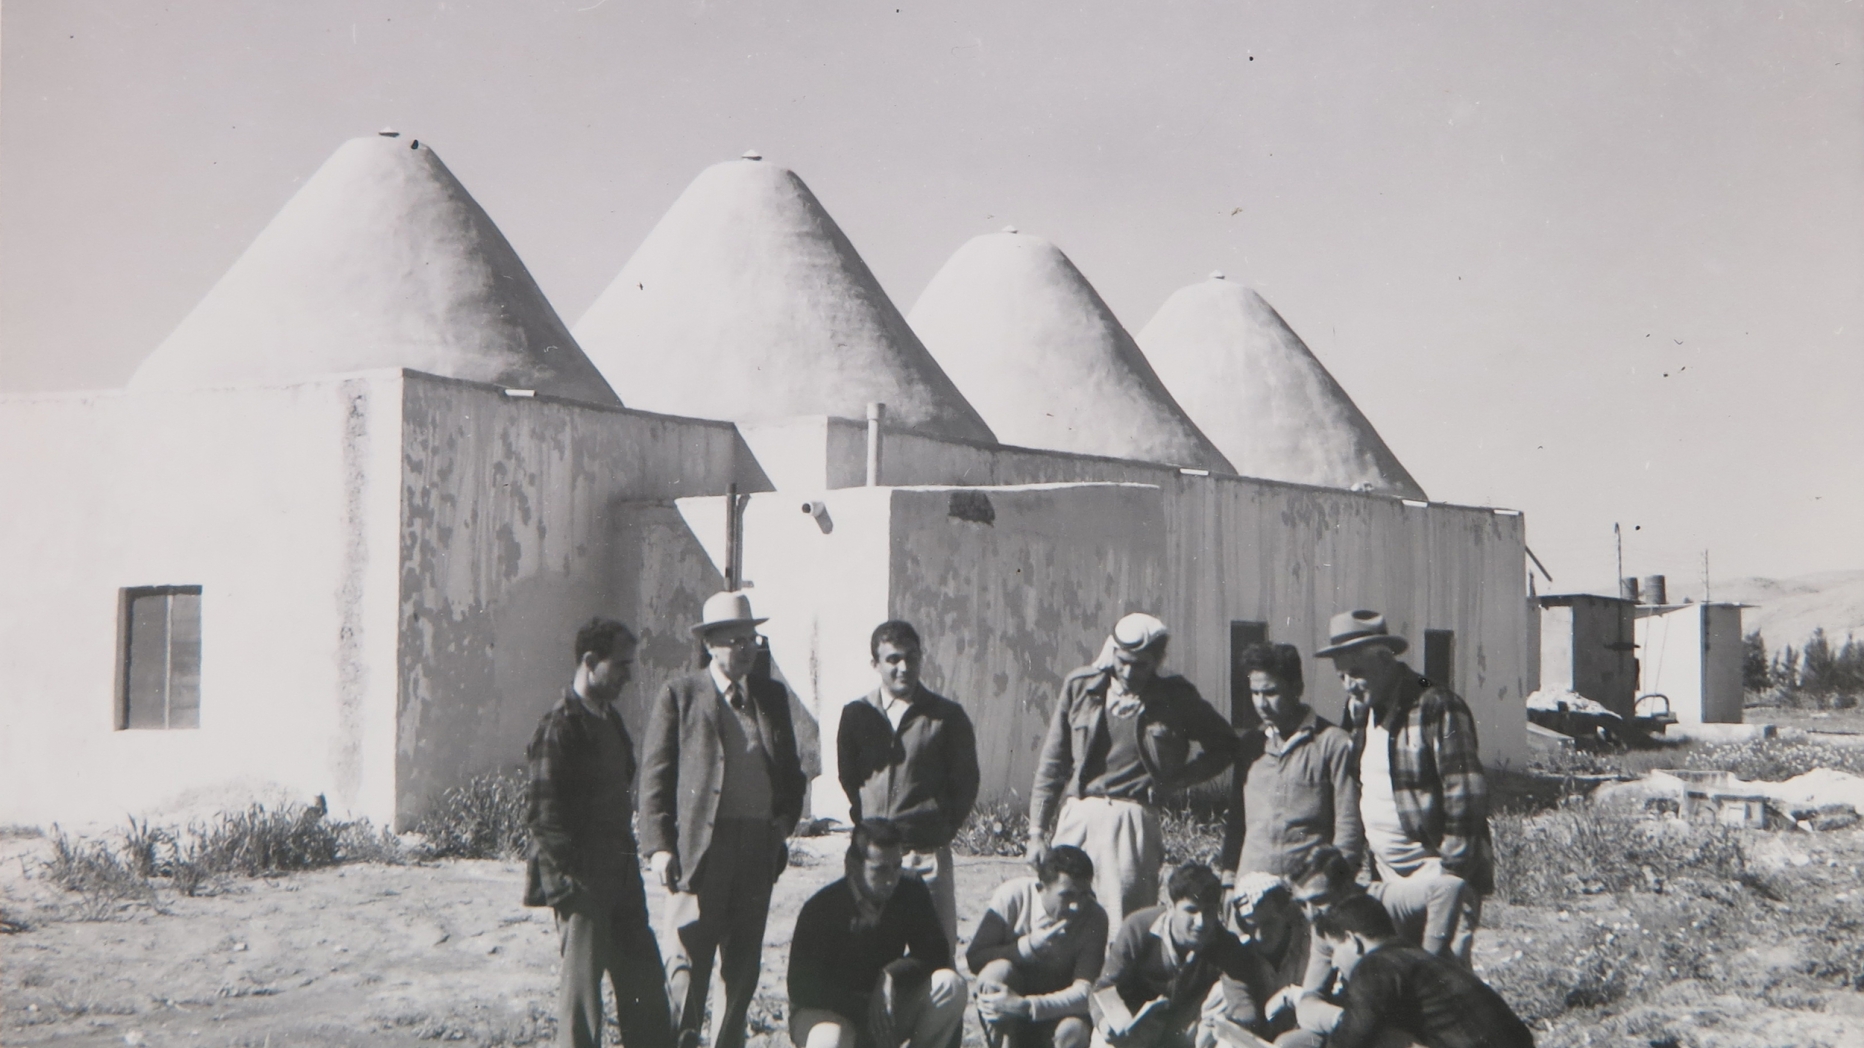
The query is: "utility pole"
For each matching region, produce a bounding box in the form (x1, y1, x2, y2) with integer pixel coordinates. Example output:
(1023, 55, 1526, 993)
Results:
(1615, 522, 1623, 592)
(1703, 549, 1711, 603)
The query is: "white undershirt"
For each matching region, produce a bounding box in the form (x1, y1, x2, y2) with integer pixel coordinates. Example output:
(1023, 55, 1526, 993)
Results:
(1360, 722, 1433, 874)
(873, 690, 913, 731)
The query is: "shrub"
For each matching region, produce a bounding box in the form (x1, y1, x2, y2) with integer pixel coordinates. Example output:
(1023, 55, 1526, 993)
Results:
(952, 798, 1028, 857)
(413, 770, 530, 860)
(1491, 800, 1746, 905)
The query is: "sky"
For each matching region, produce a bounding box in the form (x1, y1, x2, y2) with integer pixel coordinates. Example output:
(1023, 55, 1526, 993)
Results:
(3, 0, 1860, 596)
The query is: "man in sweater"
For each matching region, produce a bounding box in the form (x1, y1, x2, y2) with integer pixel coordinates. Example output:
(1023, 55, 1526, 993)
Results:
(1091, 864, 1276, 1048)
(1029, 614, 1239, 918)
(789, 818, 969, 1048)
(1219, 643, 1363, 885)
(966, 845, 1109, 1048)
(1317, 611, 1491, 966)
(522, 618, 675, 1048)
(839, 620, 981, 948)
(642, 591, 809, 1048)
(1289, 895, 1533, 1048)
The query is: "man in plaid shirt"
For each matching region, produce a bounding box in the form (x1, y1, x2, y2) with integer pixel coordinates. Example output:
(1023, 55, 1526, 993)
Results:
(1316, 610, 1491, 966)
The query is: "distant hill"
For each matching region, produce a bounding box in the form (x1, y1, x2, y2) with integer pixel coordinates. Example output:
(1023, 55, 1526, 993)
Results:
(1698, 570, 1864, 651)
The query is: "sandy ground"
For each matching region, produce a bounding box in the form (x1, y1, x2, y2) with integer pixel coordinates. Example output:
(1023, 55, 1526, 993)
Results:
(7, 828, 1864, 1048)
(0, 833, 1022, 1048)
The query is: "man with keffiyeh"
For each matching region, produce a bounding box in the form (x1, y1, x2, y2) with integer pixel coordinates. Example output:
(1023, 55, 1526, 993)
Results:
(1028, 614, 1240, 918)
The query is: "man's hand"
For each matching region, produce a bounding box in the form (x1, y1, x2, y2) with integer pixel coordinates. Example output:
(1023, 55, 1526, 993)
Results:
(868, 970, 899, 1048)
(649, 851, 681, 891)
(1025, 837, 1050, 868)
(1264, 986, 1304, 1019)
(1021, 915, 1075, 958)
(990, 987, 1031, 1019)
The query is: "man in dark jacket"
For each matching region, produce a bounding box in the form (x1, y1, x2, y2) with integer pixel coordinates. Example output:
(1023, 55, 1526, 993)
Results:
(523, 618, 675, 1048)
(1318, 610, 1491, 965)
(1029, 614, 1239, 917)
(839, 619, 980, 948)
(789, 818, 968, 1048)
(1288, 895, 1533, 1048)
(642, 591, 809, 1048)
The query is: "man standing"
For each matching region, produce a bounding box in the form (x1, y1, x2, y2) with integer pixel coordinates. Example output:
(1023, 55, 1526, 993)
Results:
(839, 619, 981, 949)
(1317, 610, 1491, 965)
(642, 591, 808, 1048)
(1218, 643, 1362, 884)
(967, 845, 1109, 1048)
(523, 618, 675, 1048)
(788, 818, 969, 1048)
(1029, 614, 1239, 918)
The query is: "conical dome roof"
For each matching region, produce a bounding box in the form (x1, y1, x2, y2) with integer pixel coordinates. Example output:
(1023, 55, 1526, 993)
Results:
(132, 134, 617, 403)
(573, 158, 994, 442)
(1137, 274, 1424, 498)
(907, 231, 1232, 470)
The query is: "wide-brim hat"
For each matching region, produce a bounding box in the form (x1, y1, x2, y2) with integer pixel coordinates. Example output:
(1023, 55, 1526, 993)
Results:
(690, 590, 768, 637)
(1314, 609, 1408, 658)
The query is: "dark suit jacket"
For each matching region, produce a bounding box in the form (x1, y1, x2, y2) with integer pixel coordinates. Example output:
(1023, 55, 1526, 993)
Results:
(639, 670, 808, 892)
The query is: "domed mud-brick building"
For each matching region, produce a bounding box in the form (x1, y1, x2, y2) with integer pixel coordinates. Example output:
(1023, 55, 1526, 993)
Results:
(0, 136, 1529, 829)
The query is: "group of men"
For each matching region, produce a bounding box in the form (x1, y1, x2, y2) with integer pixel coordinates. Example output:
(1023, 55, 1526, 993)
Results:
(524, 592, 1533, 1048)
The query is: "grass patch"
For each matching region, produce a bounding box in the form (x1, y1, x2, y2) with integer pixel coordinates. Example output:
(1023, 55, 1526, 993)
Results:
(1491, 802, 1748, 904)
(36, 801, 402, 915)
(412, 769, 530, 860)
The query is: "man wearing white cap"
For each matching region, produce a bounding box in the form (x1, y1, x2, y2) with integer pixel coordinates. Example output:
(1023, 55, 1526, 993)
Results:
(641, 591, 809, 1048)
(1028, 613, 1239, 918)
(1316, 609, 1491, 965)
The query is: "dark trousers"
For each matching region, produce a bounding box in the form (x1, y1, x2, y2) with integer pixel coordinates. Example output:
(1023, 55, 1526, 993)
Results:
(665, 818, 781, 1048)
(555, 861, 675, 1048)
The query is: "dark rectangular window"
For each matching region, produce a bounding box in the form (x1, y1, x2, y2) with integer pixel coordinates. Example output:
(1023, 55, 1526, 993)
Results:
(1229, 620, 1269, 729)
(119, 586, 202, 730)
(1423, 629, 1454, 691)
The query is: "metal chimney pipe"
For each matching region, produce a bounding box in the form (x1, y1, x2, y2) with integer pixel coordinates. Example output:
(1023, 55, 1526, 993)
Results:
(866, 402, 885, 486)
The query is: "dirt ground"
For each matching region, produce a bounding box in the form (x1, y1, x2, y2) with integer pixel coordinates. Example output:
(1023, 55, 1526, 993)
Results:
(6, 825, 1864, 1048)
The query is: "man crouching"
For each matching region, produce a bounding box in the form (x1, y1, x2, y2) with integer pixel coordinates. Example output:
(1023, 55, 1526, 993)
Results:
(1092, 864, 1277, 1048)
(967, 845, 1109, 1048)
(789, 818, 968, 1048)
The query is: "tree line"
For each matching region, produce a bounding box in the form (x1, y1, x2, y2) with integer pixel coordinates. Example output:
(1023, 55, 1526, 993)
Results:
(1744, 628, 1864, 708)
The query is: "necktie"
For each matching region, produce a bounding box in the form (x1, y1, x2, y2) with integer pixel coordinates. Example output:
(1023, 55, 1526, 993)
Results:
(727, 682, 745, 711)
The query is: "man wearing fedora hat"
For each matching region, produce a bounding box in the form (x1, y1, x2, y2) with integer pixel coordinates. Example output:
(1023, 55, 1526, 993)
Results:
(1028, 613, 1239, 919)
(1316, 610, 1492, 965)
(642, 590, 809, 1048)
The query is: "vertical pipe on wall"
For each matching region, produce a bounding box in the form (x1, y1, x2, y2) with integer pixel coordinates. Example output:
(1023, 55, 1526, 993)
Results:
(725, 482, 739, 590)
(866, 402, 885, 486)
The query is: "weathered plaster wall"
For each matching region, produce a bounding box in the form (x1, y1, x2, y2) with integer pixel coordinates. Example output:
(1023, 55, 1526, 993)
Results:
(0, 374, 404, 827)
(888, 484, 1168, 804)
(753, 421, 1529, 771)
(395, 374, 760, 825)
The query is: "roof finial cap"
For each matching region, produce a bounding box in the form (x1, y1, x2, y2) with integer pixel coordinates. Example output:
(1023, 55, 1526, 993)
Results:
(378, 127, 400, 138)
(741, 150, 763, 160)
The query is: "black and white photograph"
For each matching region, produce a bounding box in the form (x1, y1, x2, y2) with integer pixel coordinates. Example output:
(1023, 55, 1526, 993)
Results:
(1, 3, 1860, 1047)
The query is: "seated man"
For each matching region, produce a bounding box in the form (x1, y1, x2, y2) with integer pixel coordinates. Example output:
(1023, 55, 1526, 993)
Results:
(1091, 864, 1277, 1048)
(1292, 896, 1533, 1048)
(1225, 874, 1308, 1042)
(789, 818, 968, 1048)
(967, 845, 1110, 1048)
(1285, 847, 1466, 998)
